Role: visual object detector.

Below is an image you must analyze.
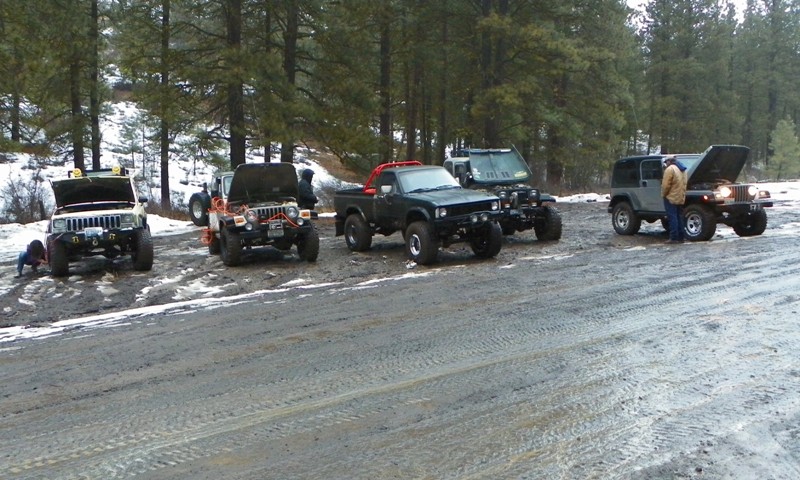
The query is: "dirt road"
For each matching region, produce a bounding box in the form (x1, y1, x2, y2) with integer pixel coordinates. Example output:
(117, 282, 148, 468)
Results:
(1, 202, 799, 479)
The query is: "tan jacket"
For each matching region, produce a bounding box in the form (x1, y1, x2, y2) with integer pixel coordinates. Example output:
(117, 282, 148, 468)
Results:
(661, 164, 687, 205)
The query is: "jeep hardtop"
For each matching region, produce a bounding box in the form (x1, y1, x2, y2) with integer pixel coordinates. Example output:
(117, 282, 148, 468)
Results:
(609, 145, 773, 241)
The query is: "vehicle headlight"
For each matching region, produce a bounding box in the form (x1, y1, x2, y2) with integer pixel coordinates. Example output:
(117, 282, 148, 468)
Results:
(244, 208, 258, 223)
(491, 201, 499, 211)
(120, 213, 135, 225)
(52, 219, 67, 232)
(470, 214, 478, 223)
(757, 190, 771, 199)
(286, 206, 299, 219)
(437, 207, 447, 218)
(748, 185, 759, 196)
(719, 186, 732, 198)
(480, 213, 489, 221)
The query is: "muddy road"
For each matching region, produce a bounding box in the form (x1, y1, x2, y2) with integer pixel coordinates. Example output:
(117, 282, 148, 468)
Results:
(1, 201, 800, 479)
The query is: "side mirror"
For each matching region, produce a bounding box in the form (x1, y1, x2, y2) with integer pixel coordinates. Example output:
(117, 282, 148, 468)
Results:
(380, 185, 393, 194)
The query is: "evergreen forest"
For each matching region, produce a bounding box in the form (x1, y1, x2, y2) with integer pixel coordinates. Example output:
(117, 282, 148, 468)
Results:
(1, 0, 800, 203)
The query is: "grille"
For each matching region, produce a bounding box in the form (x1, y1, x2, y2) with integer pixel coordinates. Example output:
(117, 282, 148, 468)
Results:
(446, 201, 495, 217)
(253, 206, 286, 220)
(67, 215, 122, 231)
(730, 185, 753, 202)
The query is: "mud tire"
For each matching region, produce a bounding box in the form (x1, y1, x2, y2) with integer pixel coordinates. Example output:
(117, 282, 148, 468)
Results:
(48, 240, 69, 278)
(534, 206, 563, 241)
(684, 204, 717, 241)
(732, 209, 768, 237)
(405, 221, 439, 265)
(132, 229, 154, 271)
(189, 193, 210, 227)
(220, 228, 242, 266)
(297, 226, 320, 262)
(344, 214, 372, 251)
(470, 222, 503, 258)
(612, 202, 641, 235)
(208, 233, 221, 255)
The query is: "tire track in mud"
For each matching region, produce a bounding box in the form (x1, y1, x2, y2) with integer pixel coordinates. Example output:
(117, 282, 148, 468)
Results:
(3, 214, 800, 478)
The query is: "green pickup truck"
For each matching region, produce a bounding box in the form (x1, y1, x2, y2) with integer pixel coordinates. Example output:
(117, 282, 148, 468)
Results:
(334, 161, 503, 265)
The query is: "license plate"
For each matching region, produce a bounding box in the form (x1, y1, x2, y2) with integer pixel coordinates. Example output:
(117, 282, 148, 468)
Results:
(750, 204, 761, 211)
(84, 227, 103, 238)
(268, 220, 284, 238)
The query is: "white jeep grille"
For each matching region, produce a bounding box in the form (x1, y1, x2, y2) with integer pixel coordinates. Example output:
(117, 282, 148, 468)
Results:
(67, 215, 122, 231)
(253, 206, 286, 220)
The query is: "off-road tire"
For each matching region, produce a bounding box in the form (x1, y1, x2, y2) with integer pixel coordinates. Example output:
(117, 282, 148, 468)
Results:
(208, 233, 221, 254)
(684, 204, 717, 241)
(534, 206, 563, 241)
(344, 214, 372, 251)
(405, 221, 439, 265)
(131, 229, 154, 271)
(297, 226, 320, 262)
(220, 228, 242, 266)
(612, 202, 641, 235)
(48, 239, 69, 277)
(732, 209, 768, 237)
(189, 193, 210, 227)
(470, 222, 503, 258)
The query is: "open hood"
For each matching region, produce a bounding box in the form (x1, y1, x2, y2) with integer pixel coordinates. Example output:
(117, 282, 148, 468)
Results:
(688, 145, 750, 184)
(51, 176, 136, 208)
(463, 148, 532, 185)
(227, 163, 299, 204)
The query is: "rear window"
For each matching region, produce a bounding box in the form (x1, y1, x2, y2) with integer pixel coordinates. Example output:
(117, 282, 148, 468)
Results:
(612, 159, 639, 188)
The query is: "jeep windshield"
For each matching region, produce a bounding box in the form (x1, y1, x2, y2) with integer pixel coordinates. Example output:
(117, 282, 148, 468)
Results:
(466, 149, 532, 184)
(51, 177, 136, 208)
(400, 168, 461, 193)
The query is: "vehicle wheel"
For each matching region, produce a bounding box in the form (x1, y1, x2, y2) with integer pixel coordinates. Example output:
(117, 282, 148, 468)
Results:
(131, 229, 154, 271)
(611, 202, 641, 235)
(297, 226, 320, 262)
(220, 228, 242, 266)
(683, 204, 716, 241)
(470, 222, 503, 258)
(405, 221, 439, 265)
(189, 193, 210, 227)
(48, 239, 69, 277)
(208, 233, 221, 254)
(732, 209, 768, 237)
(344, 214, 372, 251)
(534, 206, 563, 241)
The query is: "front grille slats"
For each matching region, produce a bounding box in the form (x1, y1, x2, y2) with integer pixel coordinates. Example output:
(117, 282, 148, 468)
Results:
(731, 185, 752, 202)
(67, 215, 122, 231)
(254, 206, 286, 221)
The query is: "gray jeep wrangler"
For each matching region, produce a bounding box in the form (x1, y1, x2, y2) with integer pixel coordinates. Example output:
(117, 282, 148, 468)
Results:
(609, 145, 773, 241)
(47, 167, 153, 277)
(188, 163, 319, 265)
(443, 147, 562, 240)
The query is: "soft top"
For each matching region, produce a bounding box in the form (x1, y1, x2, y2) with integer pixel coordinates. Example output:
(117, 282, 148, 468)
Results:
(51, 176, 136, 207)
(227, 163, 299, 204)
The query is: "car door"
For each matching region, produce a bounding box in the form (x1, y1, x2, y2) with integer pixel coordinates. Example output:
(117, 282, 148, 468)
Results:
(639, 159, 665, 213)
(374, 171, 403, 230)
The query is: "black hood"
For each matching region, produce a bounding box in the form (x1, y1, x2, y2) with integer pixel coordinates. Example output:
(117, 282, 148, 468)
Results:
(689, 145, 750, 184)
(227, 163, 299, 204)
(51, 176, 136, 207)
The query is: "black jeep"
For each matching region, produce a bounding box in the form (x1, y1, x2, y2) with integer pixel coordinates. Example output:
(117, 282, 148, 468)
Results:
(443, 147, 562, 240)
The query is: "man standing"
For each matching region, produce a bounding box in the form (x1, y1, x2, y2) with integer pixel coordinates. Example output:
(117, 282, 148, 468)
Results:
(661, 155, 688, 243)
(298, 168, 318, 210)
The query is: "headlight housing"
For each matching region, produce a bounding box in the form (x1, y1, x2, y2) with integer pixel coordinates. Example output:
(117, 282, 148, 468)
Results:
(244, 209, 258, 224)
(491, 201, 499, 211)
(286, 206, 299, 219)
(718, 186, 732, 198)
(436, 207, 447, 218)
(52, 218, 67, 233)
(747, 185, 759, 196)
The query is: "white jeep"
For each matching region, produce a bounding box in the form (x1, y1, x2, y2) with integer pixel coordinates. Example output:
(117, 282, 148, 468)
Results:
(47, 167, 153, 277)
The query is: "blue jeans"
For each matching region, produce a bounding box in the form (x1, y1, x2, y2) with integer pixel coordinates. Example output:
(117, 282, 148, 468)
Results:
(664, 199, 684, 241)
(17, 251, 40, 275)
